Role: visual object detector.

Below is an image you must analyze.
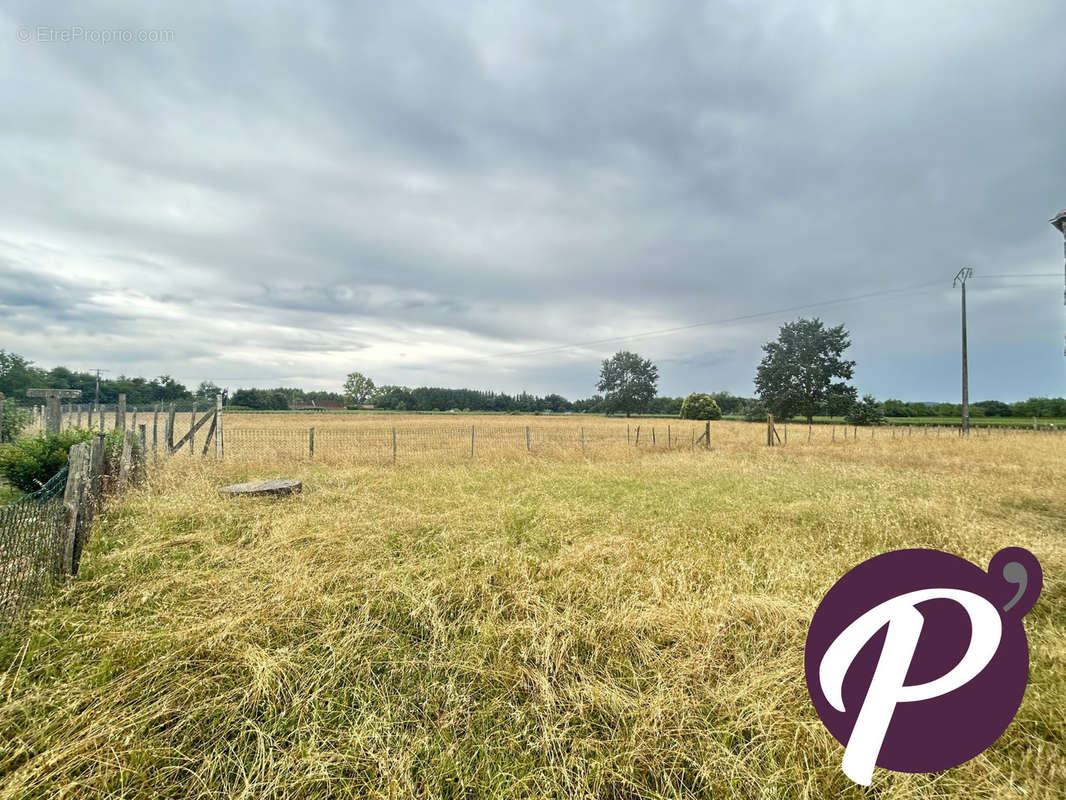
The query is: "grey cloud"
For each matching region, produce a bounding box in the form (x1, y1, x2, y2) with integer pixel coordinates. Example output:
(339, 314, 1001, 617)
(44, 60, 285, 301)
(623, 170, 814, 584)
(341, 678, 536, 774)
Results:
(0, 0, 1063, 400)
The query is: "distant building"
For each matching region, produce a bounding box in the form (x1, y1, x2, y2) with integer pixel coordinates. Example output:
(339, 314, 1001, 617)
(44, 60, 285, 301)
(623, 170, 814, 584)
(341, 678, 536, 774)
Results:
(290, 398, 345, 411)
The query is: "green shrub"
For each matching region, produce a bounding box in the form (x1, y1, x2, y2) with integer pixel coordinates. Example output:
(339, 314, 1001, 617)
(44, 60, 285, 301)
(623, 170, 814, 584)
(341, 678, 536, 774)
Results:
(0, 429, 95, 492)
(1, 398, 31, 443)
(679, 393, 722, 420)
(846, 394, 886, 426)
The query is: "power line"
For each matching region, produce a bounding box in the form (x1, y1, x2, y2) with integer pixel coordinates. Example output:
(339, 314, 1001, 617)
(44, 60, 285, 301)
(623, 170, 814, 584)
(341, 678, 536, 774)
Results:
(441, 279, 944, 365)
(977, 273, 1060, 278)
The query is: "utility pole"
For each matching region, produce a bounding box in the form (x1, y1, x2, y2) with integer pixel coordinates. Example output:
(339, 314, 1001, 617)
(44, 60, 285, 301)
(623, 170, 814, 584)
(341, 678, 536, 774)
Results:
(89, 368, 109, 411)
(953, 268, 973, 436)
(1051, 208, 1066, 356)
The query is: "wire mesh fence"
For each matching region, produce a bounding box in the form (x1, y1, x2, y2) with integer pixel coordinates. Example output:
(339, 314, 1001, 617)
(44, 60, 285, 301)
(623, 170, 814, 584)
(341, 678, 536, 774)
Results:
(0, 467, 68, 623)
(221, 423, 708, 462)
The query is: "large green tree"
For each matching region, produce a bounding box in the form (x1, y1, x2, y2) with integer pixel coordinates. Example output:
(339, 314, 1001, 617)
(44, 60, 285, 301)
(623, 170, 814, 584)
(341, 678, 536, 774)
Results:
(0, 350, 46, 400)
(754, 318, 855, 425)
(343, 372, 376, 406)
(596, 351, 659, 417)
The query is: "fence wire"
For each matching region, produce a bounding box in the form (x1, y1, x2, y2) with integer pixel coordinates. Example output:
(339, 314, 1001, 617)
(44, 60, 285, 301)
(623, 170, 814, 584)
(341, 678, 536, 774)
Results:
(0, 467, 68, 623)
(222, 423, 705, 462)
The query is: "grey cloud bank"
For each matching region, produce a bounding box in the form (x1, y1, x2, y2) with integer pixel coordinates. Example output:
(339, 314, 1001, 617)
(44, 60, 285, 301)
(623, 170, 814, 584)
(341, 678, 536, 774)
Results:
(1, 1, 1063, 401)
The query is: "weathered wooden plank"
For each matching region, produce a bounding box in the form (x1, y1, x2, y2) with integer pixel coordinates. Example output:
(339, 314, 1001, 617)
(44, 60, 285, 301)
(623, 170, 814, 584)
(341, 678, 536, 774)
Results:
(27, 388, 82, 398)
(201, 415, 217, 457)
(170, 408, 214, 452)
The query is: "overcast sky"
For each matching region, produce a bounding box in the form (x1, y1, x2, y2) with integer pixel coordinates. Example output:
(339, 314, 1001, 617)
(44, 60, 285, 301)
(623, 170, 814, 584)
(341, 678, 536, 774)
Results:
(1, 1, 1064, 402)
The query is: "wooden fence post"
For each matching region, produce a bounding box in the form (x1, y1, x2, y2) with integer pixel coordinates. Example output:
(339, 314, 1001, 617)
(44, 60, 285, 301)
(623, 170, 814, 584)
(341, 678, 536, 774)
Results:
(87, 403, 94, 430)
(627, 424, 630, 445)
(139, 424, 147, 456)
(635, 425, 641, 446)
(117, 393, 126, 431)
(215, 394, 224, 460)
(526, 426, 531, 452)
(189, 403, 197, 455)
(652, 427, 656, 446)
(90, 432, 106, 506)
(667, 425, 671, 448)
(309, 427, 315, 459)
(153, 404, 160, 453)
(767, 414, 775, 447)
(166, 404, 176, 452)
(61, 442, 90, 576)
(470, 425, 475, 458)
(704, 421, 710, 449)
(118, 429, 134, 488)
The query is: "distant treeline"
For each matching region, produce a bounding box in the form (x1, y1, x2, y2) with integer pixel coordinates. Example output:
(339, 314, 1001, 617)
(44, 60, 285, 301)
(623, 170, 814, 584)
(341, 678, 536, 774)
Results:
(2, 351, 1064, 418)
(880, 398, 1066, 418)
(226, 385, 737, 415)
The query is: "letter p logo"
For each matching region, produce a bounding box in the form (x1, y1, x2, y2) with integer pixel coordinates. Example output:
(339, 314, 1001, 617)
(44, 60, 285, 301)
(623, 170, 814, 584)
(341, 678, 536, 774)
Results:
(805, 548, 1041, 785)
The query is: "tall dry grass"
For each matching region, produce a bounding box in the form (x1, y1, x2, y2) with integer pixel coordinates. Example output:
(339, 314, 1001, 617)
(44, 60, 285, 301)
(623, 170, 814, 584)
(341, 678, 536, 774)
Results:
(0, 420, 1062, 799)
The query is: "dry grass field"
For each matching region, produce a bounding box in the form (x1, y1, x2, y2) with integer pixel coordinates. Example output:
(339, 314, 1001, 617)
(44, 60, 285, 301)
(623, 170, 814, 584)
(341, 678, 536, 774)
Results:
(0, 417, 1062, 799)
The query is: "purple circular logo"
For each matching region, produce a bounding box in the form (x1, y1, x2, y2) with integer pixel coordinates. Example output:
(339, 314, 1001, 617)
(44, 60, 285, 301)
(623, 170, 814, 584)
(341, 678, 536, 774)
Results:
(804, 547, 1042, 785)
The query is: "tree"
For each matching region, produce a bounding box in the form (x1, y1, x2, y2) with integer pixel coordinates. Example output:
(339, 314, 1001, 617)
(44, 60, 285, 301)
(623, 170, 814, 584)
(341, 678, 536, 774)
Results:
(754, 318, 855, 425)
(1, 397, 30, 442)
(709, 392, 745, 415)
(151, 375, 190, 402)
(825, 383, 858, 418)
(679, 393, 722, 420)
(371, 385, 415, 411)
(739, 399, 767, 422)
(343, 372, 376, 406)
(0, 350, 46, 402)
(596, 351, 659, 417)
(845, 394, 885, 426)
(195, 381, 222, 400)
(974, 400, 1011, 417)
(882, 399, 910, 417)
